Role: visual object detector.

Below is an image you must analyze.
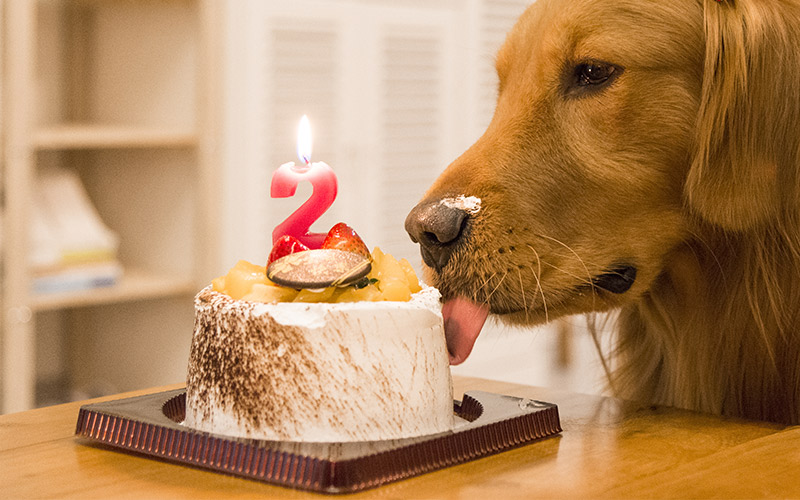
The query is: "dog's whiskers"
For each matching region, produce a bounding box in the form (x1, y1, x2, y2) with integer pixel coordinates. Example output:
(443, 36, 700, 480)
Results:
(473, 271, 497, 303)
(486, 272, 508, 305)
(517, 267, 530, 323)
(525, 244, 549, 323)
(541, 261, 594, 287)
(536, 233, 597, 308)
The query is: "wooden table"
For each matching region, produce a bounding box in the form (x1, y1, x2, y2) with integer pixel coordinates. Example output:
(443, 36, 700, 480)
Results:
(2, 376, 799, 499)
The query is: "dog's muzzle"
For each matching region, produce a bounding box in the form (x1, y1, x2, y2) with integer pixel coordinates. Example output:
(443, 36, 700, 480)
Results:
(405, 200, 468, 271)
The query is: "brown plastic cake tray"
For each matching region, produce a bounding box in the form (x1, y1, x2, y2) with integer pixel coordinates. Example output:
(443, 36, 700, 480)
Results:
(75, 389, 561, 494)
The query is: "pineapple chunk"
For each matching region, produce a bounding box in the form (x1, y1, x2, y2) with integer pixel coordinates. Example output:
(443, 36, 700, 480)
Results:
(211, 276, 226, 293)
(293, 287, 337, 303)
(379, 277, 412, 302)
(399, 258, 422, 293)
(242, 283, 297, 303)
(334, 283, 382, 302)
(224, 260, 269, 300)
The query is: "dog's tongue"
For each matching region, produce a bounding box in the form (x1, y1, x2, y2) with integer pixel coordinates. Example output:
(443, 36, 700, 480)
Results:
(442, 297, 489, 365)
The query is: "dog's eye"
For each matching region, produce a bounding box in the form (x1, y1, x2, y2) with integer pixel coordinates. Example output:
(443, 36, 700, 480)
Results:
(576, 62, 616, 86)
(563, 60, 623, 97)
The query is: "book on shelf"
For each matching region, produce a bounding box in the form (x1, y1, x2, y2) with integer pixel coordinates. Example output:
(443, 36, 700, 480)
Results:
(31, 165, 123, 294)
(32, 261, 123, 295)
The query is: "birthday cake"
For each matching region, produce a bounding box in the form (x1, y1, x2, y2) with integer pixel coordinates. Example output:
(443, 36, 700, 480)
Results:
(184, 228, 454, 442)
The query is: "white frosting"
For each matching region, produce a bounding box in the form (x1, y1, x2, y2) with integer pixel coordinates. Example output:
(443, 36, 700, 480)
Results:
(185, 286, 454, 442)
(441, 195, 481, 214)
(262, 304, 327, 328)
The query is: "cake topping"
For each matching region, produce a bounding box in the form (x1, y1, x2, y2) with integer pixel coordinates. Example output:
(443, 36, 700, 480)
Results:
(268, 235, 310, 265)
(267, 249, 371, 288)
(267, 222, 373, 288)
(321, 222, 370, 258)
(213, 247, 422, 304)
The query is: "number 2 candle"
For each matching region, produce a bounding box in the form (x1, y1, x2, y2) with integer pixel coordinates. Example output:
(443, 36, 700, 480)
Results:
(270, 115, 338, 249)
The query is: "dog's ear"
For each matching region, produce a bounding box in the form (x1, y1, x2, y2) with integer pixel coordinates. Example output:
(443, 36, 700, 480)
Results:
(686, 0, 800, 231)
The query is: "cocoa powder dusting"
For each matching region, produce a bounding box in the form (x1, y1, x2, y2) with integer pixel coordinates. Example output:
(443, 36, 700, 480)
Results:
(186, 287, 452, 441)
(188, 289, 323, 438)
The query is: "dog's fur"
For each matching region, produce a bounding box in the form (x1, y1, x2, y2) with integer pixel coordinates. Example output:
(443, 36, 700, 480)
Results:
(415, 0, 800, 423)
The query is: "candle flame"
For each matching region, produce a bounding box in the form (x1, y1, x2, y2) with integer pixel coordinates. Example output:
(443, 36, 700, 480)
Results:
(297, 115, 312, 164)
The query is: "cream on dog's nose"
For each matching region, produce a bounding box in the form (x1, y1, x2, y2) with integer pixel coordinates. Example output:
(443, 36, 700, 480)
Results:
(405, 200, 468, 271)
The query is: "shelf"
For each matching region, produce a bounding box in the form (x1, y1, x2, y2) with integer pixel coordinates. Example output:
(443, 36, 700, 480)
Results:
(31, 269, 197, 311)
(34, 124, 197, 150)
(2, 0, 217, 415)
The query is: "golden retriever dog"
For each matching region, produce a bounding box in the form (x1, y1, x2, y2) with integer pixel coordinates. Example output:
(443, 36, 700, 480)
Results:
(406, 0, 800, 424)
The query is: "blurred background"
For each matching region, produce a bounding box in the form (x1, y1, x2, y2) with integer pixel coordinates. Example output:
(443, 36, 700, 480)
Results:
(0, 0, 606, 414)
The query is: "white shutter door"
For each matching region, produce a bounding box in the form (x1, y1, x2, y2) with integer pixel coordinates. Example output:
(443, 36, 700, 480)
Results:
(475, 0, 532, 132)
(376, 26, 448, 262)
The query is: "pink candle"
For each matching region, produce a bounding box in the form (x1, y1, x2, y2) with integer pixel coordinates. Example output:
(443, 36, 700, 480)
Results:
(270, 116, 338, 249)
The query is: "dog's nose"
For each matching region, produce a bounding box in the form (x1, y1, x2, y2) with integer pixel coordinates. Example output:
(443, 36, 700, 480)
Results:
(405, 200, 468, 271)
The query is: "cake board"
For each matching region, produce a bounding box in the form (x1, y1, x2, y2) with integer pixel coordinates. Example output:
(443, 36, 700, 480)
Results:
(75, 389, 561, 493)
